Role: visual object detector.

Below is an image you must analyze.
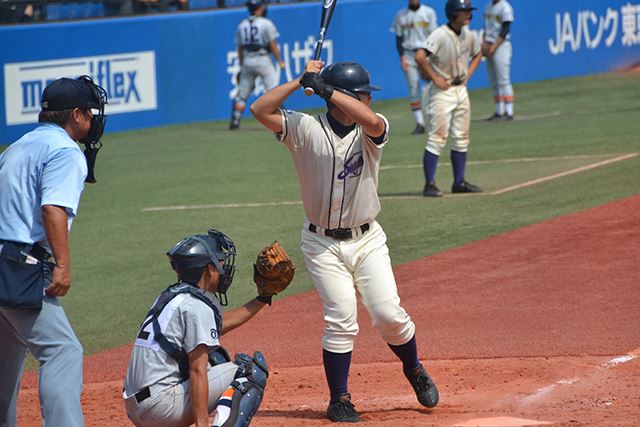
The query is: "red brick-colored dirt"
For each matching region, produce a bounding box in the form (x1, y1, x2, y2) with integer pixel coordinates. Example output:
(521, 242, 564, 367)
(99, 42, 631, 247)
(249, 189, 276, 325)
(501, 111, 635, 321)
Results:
(18, 195, 640, 426)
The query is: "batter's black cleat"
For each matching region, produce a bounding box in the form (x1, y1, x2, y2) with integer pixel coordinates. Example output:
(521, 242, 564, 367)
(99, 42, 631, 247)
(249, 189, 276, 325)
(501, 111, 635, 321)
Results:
(451, 180, 483, 193)
(327, 393, 360, 423)
(404, 364, 439, 408)
(411, 124, 426, 135)
(423, 181, 443, 197)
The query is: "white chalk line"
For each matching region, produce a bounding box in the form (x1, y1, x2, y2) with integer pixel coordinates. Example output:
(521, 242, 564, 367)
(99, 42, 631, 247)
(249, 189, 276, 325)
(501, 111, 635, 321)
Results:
(142, 153, 638, 212)
(519, 349, 639, 406)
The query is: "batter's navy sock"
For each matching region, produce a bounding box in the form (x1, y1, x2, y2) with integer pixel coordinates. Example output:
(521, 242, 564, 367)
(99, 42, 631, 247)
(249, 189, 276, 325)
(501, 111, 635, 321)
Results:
(423, 150, 439, 183)
(323, 349, 352, 403)
(450, 150, 467, 184)
(388, 335, 421, 374)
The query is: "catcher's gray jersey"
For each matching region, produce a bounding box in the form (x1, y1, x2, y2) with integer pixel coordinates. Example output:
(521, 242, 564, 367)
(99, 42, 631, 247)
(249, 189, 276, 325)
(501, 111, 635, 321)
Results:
(483, 0, 514, 43)
(390, 5, 438, 51)
(123, 291, 221, 398)
(235, 16, 279, 56)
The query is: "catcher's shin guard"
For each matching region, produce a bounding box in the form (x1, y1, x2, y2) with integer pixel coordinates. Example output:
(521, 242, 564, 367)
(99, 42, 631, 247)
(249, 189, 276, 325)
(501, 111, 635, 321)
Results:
(212, 352, 269, 427)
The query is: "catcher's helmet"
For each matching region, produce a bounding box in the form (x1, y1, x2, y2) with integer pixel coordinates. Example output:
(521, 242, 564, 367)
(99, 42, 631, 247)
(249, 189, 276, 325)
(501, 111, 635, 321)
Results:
(167, 228, 236, 305)
(246, 0, 265, 15)
(320, 62, 381, 99)
(445, 0, 477, 21)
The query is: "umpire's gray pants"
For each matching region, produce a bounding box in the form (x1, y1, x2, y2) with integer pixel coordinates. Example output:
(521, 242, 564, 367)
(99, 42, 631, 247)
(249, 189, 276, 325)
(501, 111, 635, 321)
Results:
(0, 296, 84, 427)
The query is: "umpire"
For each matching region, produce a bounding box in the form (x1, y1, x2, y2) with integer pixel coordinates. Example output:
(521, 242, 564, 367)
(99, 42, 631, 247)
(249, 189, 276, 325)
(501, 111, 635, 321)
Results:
(0, 76, 107, 427)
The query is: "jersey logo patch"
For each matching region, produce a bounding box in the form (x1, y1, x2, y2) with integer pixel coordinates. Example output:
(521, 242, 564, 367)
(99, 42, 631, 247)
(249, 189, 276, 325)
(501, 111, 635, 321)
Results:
(210, 328, 218, 340)
(338, 151, 363, 179)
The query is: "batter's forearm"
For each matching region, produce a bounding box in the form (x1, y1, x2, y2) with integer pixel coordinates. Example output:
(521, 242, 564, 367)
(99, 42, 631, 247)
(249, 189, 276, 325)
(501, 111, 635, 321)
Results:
(251, 78, 299, 132)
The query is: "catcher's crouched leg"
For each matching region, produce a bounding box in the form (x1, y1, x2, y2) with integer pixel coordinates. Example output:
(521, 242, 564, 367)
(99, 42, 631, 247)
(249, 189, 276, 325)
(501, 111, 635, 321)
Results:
(211, 352, 269, 427)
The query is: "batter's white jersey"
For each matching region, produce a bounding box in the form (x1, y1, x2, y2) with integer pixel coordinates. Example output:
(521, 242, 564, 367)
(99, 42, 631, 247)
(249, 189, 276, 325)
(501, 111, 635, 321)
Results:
(235, 16, 279, 56)
(483, 0, 514, 43)
(390, 5, 438, 51)
(277, 110, 390, 230)
(424, 25, 481, 81)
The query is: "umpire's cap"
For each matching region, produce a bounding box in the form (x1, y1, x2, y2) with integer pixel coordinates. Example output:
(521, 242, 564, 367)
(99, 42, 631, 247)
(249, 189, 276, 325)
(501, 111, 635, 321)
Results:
(445, 0, 477, 21)
(320, 62, 381, 99)
(41, 76, 103, 111)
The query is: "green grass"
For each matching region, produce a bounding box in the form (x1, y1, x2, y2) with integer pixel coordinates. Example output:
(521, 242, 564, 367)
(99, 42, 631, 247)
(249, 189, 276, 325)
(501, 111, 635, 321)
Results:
(2, 72, 639, 355)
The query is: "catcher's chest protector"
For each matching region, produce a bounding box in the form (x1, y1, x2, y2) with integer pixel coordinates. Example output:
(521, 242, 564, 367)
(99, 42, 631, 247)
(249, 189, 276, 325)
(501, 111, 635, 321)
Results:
(143, 283, 223, 379)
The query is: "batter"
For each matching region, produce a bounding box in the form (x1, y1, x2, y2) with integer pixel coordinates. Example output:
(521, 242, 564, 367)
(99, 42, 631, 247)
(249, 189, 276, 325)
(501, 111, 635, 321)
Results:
(483, 0, 515, 121)
(415, 0, 483, 197)
(251, 60, 439, 423)
(390, 0, 438, 134)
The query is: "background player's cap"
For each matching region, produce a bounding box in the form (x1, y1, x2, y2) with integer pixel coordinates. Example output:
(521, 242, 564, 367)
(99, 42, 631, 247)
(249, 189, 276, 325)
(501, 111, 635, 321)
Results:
(41, 77, 97, 111)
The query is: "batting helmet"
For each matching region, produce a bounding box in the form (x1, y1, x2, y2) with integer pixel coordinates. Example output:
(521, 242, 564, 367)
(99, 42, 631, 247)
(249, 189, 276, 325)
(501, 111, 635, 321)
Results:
(445, 0, 477, 22)
(320, 62, 381, 99)
(167, 228, 236, 304)
(246, 0, 265, 15)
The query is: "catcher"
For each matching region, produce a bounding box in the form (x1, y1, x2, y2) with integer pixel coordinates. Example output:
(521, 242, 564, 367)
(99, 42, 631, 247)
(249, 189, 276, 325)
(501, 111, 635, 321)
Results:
(123, 228, 294, 427)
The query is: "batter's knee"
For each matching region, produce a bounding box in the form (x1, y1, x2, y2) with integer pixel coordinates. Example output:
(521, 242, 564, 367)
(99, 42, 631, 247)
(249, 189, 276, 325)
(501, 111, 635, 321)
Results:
(371, 305, 416, 346)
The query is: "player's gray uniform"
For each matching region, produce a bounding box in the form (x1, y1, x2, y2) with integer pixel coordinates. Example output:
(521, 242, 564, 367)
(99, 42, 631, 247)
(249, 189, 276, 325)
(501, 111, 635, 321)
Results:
(390, 4, 437, 125)
(483, 0, 514, 112)
(277, 110, 415, 353)
(123, 289, 238, 427)
(235, 15, 281, 106)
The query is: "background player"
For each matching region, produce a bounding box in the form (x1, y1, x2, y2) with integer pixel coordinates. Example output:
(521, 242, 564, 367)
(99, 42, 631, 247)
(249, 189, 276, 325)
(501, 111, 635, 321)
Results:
(230, 0, 285, 130)
(390, 0, 437, 135)
(251, 60, 439, 422)
(415, 0, 483, 197)
(0, 76, 107, 427)
(123, 228, 273, 427)
(482, 0, 514, 121)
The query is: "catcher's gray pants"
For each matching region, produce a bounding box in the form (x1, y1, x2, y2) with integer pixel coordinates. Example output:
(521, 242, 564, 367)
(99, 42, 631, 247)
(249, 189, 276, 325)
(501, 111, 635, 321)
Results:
(0, 296, 84, 427)
(486, 41, 513, 101)
(124, 362, 238, 427)
(234, 54, 280, 106)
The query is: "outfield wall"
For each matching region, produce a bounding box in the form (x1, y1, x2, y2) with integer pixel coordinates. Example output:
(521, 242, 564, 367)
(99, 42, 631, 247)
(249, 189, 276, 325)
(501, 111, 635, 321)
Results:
(1, 0, 639, 143)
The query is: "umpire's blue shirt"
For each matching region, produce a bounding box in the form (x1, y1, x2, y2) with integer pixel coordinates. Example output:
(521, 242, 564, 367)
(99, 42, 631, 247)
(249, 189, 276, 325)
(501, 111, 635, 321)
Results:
(0, 123, 87, 251)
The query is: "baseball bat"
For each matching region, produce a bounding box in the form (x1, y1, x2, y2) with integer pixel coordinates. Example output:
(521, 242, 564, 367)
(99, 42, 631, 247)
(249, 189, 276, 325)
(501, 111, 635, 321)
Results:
(303, 0, 337, 96)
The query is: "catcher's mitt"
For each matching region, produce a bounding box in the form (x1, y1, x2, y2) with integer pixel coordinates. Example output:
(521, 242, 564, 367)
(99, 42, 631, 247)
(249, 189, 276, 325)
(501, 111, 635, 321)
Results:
(253, 241, 295, 298)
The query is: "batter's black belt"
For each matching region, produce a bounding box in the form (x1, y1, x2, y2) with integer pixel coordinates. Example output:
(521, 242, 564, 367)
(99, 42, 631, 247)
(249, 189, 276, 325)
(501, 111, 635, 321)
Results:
(308, 223, 370, 241)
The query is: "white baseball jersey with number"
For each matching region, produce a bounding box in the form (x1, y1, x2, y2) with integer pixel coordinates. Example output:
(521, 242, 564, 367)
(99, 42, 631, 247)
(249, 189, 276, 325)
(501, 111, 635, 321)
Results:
(483, 0, 514, 43)
(424, 24, 481, 81)
(235, 16, 279, 56)
(390, 5, 438, 50)
(276, 110, 415, 353)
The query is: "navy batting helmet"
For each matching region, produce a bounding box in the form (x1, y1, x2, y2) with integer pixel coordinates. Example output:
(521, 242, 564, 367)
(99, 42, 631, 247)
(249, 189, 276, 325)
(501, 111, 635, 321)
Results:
(445, 0, 477, 22)
(246, 0, 264, 15)
(320, 62, 381, 99)
(167, 228, 236, 305)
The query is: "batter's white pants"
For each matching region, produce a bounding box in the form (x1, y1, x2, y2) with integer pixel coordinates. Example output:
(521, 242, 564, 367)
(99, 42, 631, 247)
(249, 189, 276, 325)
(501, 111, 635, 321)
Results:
(423, 83, 471, 155)
(124, 362, 238, 427)
(486, 41, 513, 100)
(301, 220, 416, 354)
(235, 54, 280, 105)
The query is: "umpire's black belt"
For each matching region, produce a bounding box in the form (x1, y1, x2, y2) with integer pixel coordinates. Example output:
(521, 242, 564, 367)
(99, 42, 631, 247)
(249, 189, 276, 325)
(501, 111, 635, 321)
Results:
(308, 223, 370, 241)
(0, 240, 52, 263)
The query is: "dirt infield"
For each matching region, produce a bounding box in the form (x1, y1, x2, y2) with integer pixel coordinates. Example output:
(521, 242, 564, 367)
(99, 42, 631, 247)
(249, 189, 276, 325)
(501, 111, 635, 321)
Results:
(17, 195, 640, 426)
